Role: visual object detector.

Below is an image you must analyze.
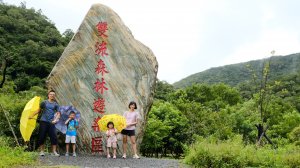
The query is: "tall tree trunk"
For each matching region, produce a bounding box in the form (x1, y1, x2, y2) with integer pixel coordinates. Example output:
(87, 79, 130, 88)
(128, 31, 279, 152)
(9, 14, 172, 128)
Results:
(256, 124, 264, 142)
(0, 58, 7, 88)
(256, 124, 275, 147)
(256, 124, 264, 146)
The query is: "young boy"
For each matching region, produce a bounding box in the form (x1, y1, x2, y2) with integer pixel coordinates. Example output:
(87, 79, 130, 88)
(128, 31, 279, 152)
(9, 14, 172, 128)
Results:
(65, 111, 79, 157)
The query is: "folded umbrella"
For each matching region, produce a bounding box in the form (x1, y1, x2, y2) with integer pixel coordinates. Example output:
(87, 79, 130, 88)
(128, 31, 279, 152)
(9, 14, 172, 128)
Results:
(20, 96, 40, 142)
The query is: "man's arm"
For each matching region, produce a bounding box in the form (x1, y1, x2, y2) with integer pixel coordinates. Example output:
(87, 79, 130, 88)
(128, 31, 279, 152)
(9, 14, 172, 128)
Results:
(55, 111, 61, 119)
(29, 109, 41, 119)
(51, 111, 60, 124)
(29, 101, 45, 119)
(52, 103, 61, 124)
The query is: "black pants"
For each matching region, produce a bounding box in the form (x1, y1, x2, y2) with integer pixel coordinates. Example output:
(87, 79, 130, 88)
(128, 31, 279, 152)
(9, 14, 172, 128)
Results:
(38, 121, 58, 146)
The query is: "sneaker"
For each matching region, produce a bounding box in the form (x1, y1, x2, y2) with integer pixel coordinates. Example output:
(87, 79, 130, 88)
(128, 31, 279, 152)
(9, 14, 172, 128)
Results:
(65, 153, 69, 156)
(113, 155, 116, 159)
(133, 154, 140, 159)
(122, 154, 126, 159)
(107, 154, 111, 158)
(73, 153, 77, 157)
(52, 152, 60, 156)
(39, 151, 45, 156)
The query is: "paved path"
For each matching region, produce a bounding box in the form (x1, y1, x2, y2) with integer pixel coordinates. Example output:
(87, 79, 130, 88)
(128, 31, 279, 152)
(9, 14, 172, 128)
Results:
(38, 154, 188, 168)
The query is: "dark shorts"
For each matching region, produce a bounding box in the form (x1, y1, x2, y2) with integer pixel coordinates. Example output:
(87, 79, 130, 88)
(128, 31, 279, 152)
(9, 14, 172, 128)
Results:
(38, 121, 58, 146)
(121, 129, 135, 136)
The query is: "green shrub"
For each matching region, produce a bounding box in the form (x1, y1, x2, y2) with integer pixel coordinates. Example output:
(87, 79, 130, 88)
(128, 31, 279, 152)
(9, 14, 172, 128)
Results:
(288, 125, 300, 145)
(0, 136, 38, 167)
(0, 85, 46, 140)
(184, 136, 300, 168)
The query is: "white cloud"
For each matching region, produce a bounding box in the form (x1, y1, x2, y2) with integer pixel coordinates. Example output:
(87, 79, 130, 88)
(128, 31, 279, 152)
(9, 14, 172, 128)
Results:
(222, 29, 300, 65)
(5, 0, 300, 83)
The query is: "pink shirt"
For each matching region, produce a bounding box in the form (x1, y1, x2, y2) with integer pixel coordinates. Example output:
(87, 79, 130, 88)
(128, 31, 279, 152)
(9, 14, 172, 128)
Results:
(106, 128, 117, 143)
(123, 111, 140, 130)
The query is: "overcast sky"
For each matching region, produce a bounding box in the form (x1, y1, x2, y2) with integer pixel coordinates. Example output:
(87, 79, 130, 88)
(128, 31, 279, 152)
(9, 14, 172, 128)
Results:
(5, 0, 300, 83)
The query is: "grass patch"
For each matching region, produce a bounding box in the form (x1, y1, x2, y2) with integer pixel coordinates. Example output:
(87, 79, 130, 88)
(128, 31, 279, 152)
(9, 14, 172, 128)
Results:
(184, 136, 300, 168)
(0, 136, 38, 167)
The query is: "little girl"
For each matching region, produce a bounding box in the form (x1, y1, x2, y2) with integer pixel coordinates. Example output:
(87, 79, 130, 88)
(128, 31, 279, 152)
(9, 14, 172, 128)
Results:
(106, 121, 118, 159)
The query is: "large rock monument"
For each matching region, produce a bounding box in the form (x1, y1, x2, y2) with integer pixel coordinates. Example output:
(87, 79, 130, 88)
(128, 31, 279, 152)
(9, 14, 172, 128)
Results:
(46, 4, 158, 154)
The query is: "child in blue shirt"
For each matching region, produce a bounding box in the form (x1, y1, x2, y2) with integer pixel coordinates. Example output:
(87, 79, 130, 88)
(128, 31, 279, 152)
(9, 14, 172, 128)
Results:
(65, 111, 79, 157)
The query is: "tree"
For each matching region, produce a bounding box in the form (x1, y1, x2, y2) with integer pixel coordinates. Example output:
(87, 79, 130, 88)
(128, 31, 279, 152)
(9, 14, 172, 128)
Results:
(154, 80, 175, 101)
(0, 50, 8, 88)
(0, 3, 66, 91)
(171, 83, 241, 111)
(288, 125, 300, 145)
(62, 29, 75, 45)
(141, 101, 190, 158)
(247, 51, 276, 147)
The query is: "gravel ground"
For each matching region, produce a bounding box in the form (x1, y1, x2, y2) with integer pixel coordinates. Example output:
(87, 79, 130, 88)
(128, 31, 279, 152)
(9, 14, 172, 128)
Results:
(38, 154, 189, 168)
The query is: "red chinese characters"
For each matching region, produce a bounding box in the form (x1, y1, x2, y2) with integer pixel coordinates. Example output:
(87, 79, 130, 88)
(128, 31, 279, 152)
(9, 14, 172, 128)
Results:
(95, 59, 109, 76)
(91, 21, 110, 153)
(92, 117, 101, 132)
(93, 97, 105, 114)
(94, 78, 108, 94)
(91, 136, 103, 153)
(96, 21, 108, 38)
(95, 41, 108, 57)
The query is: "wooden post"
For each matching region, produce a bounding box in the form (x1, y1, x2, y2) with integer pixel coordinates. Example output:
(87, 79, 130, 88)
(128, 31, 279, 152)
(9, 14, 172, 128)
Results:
(0, 103, 20, 146)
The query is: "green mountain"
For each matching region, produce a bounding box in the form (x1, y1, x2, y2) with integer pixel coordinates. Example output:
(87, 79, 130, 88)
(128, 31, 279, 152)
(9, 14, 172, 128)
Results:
(0, 2, 74, 91)
(173, 53, 300, 88)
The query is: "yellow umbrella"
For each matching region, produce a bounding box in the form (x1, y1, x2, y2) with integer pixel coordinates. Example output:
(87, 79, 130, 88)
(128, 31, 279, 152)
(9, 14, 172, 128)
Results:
(97, 114, 126, 132)
(20, 96, 40, 142)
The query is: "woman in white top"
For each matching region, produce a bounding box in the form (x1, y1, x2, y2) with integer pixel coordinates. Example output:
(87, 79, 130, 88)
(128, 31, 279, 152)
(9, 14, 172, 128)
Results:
(121, 101, 140, 159)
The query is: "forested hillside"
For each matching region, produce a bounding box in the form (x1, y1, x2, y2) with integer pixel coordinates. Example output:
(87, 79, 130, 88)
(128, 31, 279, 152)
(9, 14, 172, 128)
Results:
(141, 53, 300, 166)
(0, 2, 73, 91)
(0, 3, 75, 166)
(141, 70, 300, 166)
(1, 2, 300, 168)
(174, 53, 300, 88)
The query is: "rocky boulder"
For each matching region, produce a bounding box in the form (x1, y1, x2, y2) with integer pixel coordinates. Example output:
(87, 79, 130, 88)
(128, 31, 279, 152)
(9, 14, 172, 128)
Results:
(46, 4, 158, 154)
